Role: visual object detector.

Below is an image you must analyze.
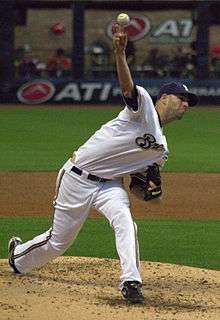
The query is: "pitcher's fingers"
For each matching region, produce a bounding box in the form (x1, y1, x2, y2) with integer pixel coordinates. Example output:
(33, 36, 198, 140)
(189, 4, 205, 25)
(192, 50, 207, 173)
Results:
(112, 22, 120, 35)
(112, 22, 126, 35)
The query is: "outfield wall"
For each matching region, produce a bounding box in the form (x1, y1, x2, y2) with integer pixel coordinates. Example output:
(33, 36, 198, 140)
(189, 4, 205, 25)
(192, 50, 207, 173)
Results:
(4, 78, 220, 105)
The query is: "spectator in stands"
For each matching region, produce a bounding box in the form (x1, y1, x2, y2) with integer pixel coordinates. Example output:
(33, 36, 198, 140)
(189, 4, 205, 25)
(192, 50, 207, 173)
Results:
(170, 46, 196, 78)
(142, 47, 170, 77)
(47, 48, 72, 78)
(169, 46, 186, 77)
(88, 28, 111, 77)
(209, 56, 220, 78)
(209, 43, 220, 78)
(17, 45, 40, 79)
(18, 58, 38, 79)
(183, 43, 197, 78)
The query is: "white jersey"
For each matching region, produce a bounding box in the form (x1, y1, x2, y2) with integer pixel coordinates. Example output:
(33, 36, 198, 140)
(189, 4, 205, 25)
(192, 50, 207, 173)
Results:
(74, 85, 169, 179)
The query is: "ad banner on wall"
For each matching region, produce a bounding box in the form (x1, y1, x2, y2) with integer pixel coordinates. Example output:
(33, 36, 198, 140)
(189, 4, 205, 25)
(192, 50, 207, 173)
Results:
(7, 78, 220, 105)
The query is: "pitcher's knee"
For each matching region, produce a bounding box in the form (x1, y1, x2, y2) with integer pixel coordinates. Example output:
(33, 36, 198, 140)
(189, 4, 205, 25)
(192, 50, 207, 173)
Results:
(111, 210, 134, 233)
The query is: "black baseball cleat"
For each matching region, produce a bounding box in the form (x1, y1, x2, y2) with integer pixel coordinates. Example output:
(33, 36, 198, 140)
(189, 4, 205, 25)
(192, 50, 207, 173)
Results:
(121, 281, 145, 304)
(8, 237, 22, 274)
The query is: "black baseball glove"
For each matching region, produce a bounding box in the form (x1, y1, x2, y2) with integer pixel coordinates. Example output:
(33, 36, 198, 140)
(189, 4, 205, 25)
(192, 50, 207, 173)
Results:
(129, 163, 162, 201)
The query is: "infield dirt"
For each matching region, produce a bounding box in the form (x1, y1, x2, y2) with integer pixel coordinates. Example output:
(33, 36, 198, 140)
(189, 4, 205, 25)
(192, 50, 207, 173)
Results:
(0, 257, 220, 320)
(0, 172, 220, 320)
(1, 172, 219, 219)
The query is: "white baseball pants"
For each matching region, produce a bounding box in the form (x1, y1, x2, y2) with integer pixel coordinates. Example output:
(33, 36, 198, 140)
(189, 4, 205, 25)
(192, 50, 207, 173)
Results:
(13, 159, 142, 287)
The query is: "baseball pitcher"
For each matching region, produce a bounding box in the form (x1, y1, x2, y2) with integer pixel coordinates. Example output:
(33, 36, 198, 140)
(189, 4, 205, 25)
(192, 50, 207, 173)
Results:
(8, 23, 198, 304)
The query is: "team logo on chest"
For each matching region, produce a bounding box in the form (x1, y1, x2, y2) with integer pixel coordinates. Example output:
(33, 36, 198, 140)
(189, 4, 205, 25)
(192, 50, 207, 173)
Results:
(135, 133, 164, 151)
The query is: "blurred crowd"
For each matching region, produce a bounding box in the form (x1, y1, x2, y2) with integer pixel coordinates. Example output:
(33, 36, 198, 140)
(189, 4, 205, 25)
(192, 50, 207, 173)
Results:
(85, 40, 205, 79)
(14, 45, 72, 79)
(14, 41, 220, 80)
(138, 45, 197, 79)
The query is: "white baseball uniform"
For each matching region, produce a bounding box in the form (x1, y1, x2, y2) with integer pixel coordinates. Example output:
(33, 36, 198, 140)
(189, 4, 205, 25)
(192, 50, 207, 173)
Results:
(12, 85, 168, 288)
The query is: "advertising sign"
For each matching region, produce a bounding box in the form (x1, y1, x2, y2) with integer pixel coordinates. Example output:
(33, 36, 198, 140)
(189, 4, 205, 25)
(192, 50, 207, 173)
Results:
(17, 80, 55, 104)
(15, 79, 220, 105)
(107, 14, 194, 44)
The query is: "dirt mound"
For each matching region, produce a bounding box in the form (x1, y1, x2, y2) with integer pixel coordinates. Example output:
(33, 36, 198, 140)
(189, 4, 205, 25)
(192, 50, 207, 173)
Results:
(0, 257, 219, 320)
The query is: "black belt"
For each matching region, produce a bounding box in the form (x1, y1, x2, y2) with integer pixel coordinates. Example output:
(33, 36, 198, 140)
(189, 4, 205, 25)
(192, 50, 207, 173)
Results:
(71, 166, 110, 183)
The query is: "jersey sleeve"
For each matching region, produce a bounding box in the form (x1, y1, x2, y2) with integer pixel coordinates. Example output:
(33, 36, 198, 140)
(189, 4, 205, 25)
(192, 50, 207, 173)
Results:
(122, 85, 139, 111)
(123, 85, 154, 117)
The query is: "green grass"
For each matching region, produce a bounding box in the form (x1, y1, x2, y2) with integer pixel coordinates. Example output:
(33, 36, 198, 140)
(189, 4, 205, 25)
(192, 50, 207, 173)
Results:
(0, 107, 118, 171)
(1, 217, 219, 270)
(0, 107, 219, 172)
(164, 110, 220, 172)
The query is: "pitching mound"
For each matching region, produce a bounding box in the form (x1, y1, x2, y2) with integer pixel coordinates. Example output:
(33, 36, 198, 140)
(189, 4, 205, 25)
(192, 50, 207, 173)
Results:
(0, 257, 219, 320)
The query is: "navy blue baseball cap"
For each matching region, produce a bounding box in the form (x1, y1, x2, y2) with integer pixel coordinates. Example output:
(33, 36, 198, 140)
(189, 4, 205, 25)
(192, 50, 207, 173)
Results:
(157, 82, 198, 106)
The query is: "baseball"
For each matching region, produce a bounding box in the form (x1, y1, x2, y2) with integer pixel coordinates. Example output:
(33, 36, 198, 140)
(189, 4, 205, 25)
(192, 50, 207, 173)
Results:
(116, 13, 130, 26)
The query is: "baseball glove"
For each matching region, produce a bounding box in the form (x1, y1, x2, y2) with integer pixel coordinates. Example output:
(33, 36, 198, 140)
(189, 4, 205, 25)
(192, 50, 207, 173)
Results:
(129, 163, 162, 201)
